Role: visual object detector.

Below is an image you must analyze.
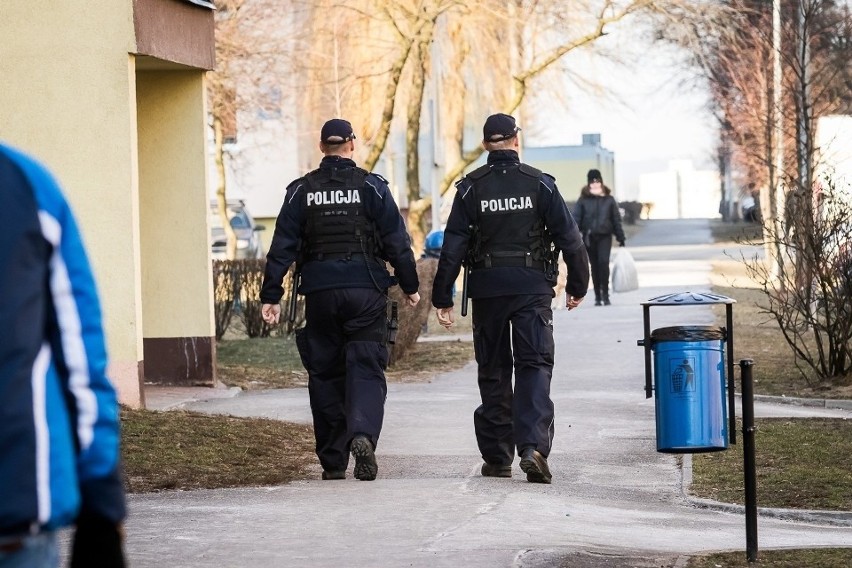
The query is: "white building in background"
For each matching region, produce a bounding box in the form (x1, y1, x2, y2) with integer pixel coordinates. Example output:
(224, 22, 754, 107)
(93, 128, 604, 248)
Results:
(638, 159, 721, 219)
(816, 115, 852, 193)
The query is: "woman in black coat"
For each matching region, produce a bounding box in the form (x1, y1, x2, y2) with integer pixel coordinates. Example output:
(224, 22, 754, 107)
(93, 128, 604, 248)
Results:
(572, 169, 626, 305)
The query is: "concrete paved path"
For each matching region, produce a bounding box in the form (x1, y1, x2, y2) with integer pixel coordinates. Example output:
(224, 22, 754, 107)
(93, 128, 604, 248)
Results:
(132, 219, 852, 568)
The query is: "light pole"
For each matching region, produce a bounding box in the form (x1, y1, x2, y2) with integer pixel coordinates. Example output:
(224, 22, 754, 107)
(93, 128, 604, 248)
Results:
(770, 0, 785, 282)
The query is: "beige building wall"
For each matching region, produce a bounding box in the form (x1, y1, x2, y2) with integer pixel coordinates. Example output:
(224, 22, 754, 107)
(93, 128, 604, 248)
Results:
(0, 0, 216, 406)
(137, 70, 216, 384)
(0, 2, 145, 405)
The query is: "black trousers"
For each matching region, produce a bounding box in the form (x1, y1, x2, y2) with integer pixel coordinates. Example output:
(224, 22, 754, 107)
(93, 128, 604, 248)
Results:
(587, 233, 613, 300)
(470, 294, 555, 465)
(298, 288, 389, 472)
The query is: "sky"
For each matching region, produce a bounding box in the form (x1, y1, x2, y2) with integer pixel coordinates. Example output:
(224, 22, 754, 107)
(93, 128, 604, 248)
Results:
(525, 21, 719, 200)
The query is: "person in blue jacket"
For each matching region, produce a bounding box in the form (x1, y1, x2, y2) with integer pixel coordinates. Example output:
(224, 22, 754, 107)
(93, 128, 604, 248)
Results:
(0, 144, 126, 567)
(260, 119, 420, 482)
(422, 229, 444, 259)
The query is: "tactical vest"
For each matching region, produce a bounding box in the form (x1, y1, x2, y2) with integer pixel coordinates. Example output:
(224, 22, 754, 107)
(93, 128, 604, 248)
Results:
(301, 167, 381, 261)
(467, 163, 553, 271)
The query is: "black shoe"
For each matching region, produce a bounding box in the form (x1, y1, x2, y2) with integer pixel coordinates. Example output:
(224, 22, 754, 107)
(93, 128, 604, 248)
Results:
(351, 436, 378, 481)
(594, 299, 602, 306)
(321, 470, 346, 480)
(603, 297, 611, 306)
(519, 448, 552, 484)
(481, 463, 512, 478)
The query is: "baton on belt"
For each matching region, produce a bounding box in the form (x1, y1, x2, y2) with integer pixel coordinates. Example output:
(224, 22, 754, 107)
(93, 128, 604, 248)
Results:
(460, 260, 470, 317)
(288, 267, 300, 324)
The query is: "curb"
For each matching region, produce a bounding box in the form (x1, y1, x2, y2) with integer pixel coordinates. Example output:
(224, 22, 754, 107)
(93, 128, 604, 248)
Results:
(145, 384, 243, 412)
(744, 392, 852, 411)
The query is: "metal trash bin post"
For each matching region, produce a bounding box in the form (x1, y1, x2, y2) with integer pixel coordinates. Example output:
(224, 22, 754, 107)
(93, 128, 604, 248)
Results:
(637, 292, 737, 452)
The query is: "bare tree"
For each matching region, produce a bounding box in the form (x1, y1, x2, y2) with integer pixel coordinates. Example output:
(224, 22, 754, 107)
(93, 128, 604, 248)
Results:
(209, 0, 296, 259)
(295, 2, 721, 250)
(209, 0, 246, 260)
(406, 1, 692, 247)
(663, 0, 852, 382)
(742, 178, 852, 382)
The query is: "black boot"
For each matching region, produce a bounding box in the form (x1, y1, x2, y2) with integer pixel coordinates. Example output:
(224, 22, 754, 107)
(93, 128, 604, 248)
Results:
(594, 288, 602, 306)
(603, 290, 611, 306)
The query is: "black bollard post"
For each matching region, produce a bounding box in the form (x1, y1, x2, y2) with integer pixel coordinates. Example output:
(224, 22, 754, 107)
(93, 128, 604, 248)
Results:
(740, 359, 758, 563)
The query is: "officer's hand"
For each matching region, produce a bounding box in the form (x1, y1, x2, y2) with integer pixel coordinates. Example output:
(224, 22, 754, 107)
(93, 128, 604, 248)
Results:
(566, 295, 583, 311)
(436, 307, 454, 329)
(618, 240, 626, 247)
(406, 292, 421, 307)
(262, 303, 281, 324)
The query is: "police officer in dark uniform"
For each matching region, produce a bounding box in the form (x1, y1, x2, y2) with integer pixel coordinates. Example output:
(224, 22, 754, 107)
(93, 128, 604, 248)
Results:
(261, 119, 420, 482)
(431, 113, 590, 484)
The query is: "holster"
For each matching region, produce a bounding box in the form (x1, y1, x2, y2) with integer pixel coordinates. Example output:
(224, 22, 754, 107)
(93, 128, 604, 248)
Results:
(386, 301, 399, 345)
(294, 327, 311, 372)
(346, 302, 394, 345)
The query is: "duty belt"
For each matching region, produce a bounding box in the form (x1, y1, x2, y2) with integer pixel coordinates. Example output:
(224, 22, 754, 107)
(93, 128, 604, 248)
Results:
(306, 252, 379, 262)
(472, 251, 545, 270)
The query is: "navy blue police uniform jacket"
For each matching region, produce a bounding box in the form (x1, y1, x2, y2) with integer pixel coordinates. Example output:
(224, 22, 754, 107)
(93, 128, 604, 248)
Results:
(260, 156, 419, 303)
(432, 150, 590, 308)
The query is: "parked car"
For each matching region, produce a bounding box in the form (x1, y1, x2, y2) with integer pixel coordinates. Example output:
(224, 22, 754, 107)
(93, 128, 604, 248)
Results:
(210, 200, 266, 260)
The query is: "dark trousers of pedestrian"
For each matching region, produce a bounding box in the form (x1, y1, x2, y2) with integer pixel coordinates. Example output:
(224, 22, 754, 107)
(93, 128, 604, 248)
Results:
(587, 234, 613, 304)
(470, 294, 555, 466)
(298, 288, 389, 472)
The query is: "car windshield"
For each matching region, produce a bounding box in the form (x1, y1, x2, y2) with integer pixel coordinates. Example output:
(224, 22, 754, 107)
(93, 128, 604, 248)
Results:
(210, 205, 251, 230)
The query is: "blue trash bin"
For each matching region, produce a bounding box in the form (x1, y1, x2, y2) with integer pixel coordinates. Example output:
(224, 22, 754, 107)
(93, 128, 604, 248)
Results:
(651, 325, 728, 453)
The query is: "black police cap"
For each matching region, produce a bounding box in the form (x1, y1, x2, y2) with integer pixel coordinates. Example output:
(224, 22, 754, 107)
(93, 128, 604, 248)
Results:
(482, 113, 521, 142)
(320, 119, 356, 145)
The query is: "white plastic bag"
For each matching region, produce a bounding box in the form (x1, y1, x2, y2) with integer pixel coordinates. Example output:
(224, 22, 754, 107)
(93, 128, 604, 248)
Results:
(611, 248, 638, 293)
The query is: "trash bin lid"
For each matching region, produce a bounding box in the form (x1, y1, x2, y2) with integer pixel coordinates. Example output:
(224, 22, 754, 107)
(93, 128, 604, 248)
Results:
(651, 325, 726, 342)
(641, 292, 736, 306)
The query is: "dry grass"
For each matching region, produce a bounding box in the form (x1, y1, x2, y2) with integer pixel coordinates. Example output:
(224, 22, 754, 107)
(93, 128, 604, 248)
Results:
(685, 226, 852, 568)
(686, 549, 852, 568)
(691, 418, 852, 510)
(386, 339, 473, 382)
(216, 335, 307, 390)
(216, 334, 473, 389)
(121, 408, 315, 492)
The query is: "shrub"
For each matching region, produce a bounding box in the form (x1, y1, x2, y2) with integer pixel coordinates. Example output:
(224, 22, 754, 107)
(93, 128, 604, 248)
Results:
(212, 261, 239, 341)
(388, 258, 437, 366)
(212, 260, 301, 340)
(742, 179, 852, 383)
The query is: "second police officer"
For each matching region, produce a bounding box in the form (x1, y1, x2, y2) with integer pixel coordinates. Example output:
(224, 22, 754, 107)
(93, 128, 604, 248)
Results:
(261, 119, 420, 482)
(431, 113, 590, 484)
